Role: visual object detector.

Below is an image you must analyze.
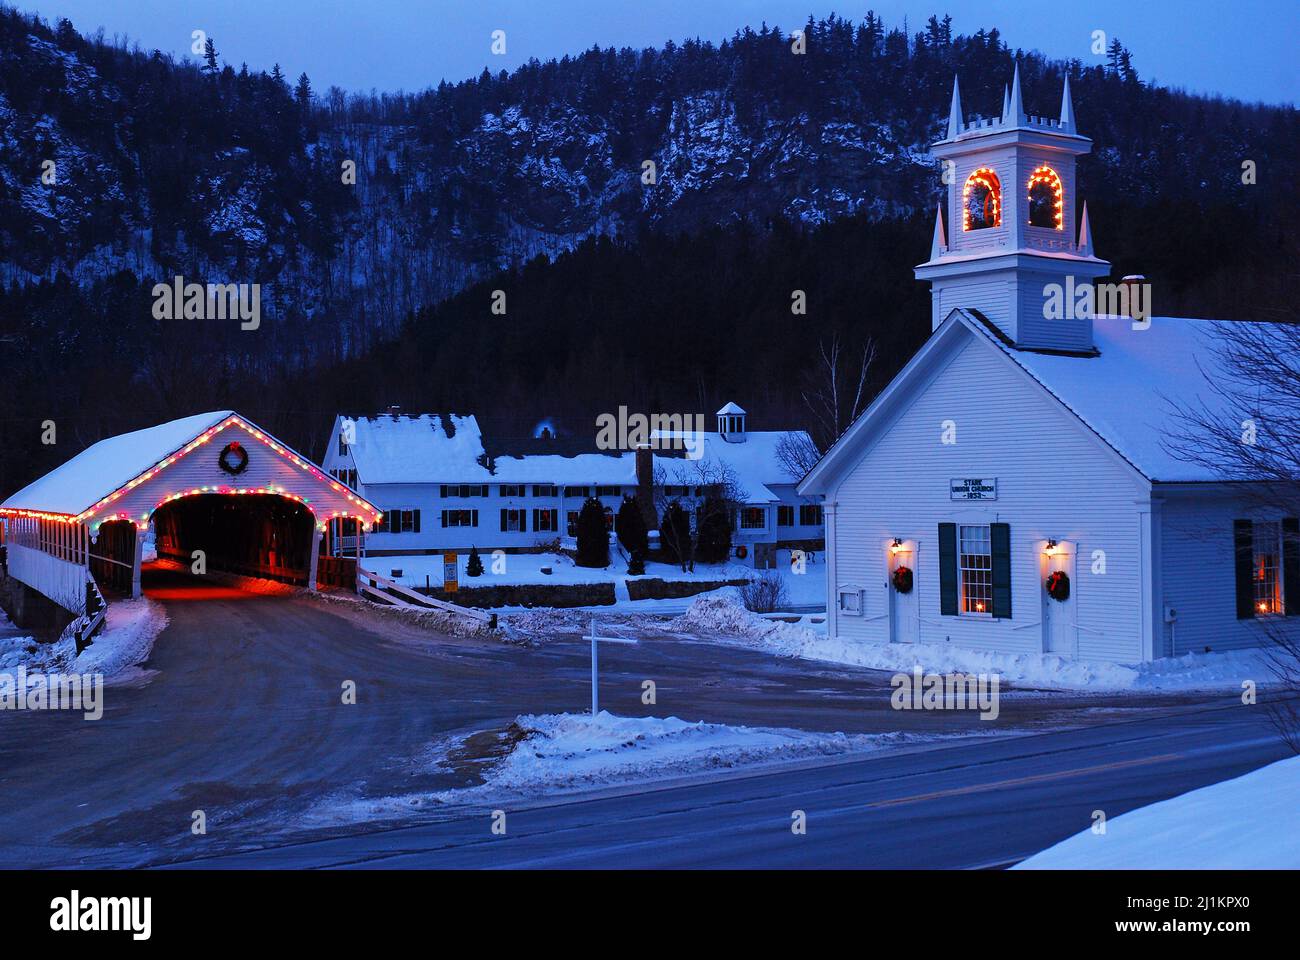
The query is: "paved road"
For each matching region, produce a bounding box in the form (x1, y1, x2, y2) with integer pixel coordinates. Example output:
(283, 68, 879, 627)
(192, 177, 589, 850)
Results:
(173, 700, 1289, 869)
(0, 566, 1278, 868)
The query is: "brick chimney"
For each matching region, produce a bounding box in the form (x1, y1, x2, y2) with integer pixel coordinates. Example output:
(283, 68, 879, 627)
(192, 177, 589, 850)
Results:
(635, 443, 658, 530)
(386, 405, 401, 419)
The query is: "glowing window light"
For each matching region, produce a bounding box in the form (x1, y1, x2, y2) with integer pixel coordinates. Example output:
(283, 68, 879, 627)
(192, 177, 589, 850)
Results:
(962, 168, 1002, 231)
(1027, 165, 1064, 229)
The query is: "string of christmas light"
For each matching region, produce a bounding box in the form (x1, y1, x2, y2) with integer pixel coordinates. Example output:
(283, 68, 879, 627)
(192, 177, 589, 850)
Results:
(962, 167, 1002, 230)
(1027, 165, 1064, 229)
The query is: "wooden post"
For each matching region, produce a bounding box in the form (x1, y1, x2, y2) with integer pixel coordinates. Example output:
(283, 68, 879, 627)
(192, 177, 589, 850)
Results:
(131, 525, 144, 600)
(306, 526, 321, 593)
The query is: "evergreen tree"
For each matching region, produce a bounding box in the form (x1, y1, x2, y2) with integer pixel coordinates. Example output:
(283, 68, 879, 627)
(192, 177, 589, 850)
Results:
(466, 545, 484, 577)
(694, 496, 733, 564)
(295, 72, 313, 109)
(575, 497, 610, 568)
(661, 501, 693, 571)
(615, 495, 648, 558)
(202, 37, 219, 76)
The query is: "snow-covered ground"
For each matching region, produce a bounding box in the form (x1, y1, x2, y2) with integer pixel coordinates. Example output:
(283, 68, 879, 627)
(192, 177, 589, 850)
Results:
(0, 598, 167, 681)
(309, 711, 921, 824)
(1017, 754, 1300, 868)
(668, 595, 1278, 693)
(370, 547, 826, 610)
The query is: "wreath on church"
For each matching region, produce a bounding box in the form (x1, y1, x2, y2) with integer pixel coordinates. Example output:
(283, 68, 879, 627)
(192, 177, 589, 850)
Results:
(1045, 570, 1070, 602)
(218, 441, 249, 476)
(891, 565, 914, 594)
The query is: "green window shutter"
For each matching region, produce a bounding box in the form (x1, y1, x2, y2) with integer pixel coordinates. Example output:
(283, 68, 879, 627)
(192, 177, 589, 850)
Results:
(440, 510, 447, 529)
(938, 523, 958, 615)
(500, 508, 507, 532)
(991, 522, 1012, 619)
(413, 510, 420, 534)
(1283, 519, 1299, 616)
(1234, 519, 1255, 619)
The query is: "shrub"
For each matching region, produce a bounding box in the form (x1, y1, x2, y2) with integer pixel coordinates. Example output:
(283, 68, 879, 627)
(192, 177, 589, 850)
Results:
(739, 569, 789, 613)
(575, 497, 610, 568)
(615, 495, 648, 557)
(466, 545, 484, 577)
(694, 496, 732, 564)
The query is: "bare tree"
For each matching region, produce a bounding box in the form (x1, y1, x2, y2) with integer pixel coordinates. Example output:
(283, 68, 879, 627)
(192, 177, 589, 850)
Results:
(801, 332, 877, 451)
(1167, 319, 1300, 752)
(653, 456, 747, 572)
(774, 431, 822, 481)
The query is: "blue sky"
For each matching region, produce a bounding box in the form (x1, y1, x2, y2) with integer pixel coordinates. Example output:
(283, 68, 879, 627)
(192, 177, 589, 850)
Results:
(18, 0, 1298, 105)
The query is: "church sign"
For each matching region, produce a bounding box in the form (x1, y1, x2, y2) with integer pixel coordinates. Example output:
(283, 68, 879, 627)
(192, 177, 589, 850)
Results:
(950, 478, 998, 501)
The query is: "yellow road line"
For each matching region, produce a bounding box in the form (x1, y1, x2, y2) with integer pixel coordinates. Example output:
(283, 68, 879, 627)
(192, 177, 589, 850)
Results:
(868, 753, 1185, 808)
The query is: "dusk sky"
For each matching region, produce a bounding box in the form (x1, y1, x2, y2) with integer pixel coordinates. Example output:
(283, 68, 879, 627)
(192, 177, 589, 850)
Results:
(18, 0, 1299, 106)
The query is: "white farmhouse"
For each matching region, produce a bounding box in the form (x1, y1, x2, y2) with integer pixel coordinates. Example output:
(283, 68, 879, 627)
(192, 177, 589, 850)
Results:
(798, 68, 1299, 662)
(321, 403, 822, 561)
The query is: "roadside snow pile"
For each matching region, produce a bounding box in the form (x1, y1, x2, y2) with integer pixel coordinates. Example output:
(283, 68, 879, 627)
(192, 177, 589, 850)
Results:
(465, 712, 890, 792)
(670, 595, 1273, 692)
(73, 598, 168, 679)
(1017, 755, 1300, 869)
(0, 598, 167, 679)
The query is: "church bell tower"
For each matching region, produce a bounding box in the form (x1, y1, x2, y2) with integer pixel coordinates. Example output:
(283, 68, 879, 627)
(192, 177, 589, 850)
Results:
(915, 65, 1110, 353)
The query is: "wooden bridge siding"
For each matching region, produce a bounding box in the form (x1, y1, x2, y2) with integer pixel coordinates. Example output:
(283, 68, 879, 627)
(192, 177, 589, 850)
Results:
(83, 421, 372, 532)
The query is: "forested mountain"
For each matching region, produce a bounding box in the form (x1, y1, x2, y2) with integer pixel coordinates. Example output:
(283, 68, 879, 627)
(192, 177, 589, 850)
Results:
(0, 5, 1295, 494)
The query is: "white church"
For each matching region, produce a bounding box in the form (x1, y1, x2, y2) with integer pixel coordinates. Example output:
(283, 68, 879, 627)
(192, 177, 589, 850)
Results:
(799, 67, 1299, 663)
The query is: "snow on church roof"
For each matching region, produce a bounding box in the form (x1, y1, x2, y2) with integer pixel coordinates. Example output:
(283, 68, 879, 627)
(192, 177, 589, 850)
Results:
(972, 312, 1273, 483)
(1, 411, 232, 516)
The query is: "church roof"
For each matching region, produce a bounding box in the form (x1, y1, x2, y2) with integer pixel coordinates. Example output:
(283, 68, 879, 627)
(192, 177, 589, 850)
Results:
(799, 310, 1292, 493)
(972, 311, 1263, 483)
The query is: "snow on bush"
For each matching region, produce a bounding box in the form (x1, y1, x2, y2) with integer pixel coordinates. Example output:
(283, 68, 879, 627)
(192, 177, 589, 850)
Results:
(670, 595, 1276, 693)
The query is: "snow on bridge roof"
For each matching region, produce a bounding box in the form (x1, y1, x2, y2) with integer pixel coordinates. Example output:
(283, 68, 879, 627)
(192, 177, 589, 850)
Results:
(2, 411, 233, 516)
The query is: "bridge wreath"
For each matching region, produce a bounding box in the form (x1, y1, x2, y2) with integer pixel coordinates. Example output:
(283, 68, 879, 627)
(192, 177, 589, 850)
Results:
(1045, 570, 1070, 602)
(218, 441, 249, 476)
(891, 565, 913, 594)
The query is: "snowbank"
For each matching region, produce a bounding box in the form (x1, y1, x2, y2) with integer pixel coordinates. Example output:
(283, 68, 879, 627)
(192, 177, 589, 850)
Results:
(312, 712, 914, 824)
(670, 595, 1275, 692)
(1016, 755, 1300, 869)
(0, 598, 167, 680)
(466, 711, 893, 792)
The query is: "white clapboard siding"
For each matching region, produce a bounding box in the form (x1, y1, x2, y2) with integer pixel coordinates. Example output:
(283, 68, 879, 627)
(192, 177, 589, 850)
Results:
(828, 333, 1149, 661)
(1158, 493, 1293, 655)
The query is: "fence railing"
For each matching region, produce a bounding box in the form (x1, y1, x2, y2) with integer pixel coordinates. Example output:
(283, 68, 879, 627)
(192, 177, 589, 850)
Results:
(356, 566, 491, 624)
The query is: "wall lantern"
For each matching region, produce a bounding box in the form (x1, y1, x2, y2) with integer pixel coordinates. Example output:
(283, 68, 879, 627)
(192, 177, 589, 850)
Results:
(1045, 538, 1059, 555)
(890, 537, 904, 552)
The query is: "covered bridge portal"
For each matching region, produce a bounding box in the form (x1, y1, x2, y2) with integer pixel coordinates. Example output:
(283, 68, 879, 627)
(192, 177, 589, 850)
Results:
(0, 411, 382, 625)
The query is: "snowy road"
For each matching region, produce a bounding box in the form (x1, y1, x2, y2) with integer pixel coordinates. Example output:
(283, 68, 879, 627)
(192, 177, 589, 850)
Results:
(167, 699, 1291, 869)
(0, 567, 1274, 868)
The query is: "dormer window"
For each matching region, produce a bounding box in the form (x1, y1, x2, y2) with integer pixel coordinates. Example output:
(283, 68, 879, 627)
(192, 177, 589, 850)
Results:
(963, 168, 1001, 230)
(716, 402, 747, 442)
(1027, 166, 1064, 229)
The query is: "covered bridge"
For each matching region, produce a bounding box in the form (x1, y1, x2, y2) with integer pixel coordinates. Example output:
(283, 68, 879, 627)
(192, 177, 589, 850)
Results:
(0, 411, 382, 628)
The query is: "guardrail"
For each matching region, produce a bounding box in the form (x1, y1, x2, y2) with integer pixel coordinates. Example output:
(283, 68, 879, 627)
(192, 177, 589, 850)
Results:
(356, 566, 492, 625)
(74, 572, 108, 654)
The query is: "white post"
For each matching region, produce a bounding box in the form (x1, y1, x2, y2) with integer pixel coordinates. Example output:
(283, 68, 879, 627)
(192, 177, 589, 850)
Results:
(591, 616, 599, 716)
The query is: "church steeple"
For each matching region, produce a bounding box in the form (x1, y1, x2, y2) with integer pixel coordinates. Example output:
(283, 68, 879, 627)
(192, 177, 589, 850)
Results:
(916, 68, 1111, 353)
(946, 75, 964, 141)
